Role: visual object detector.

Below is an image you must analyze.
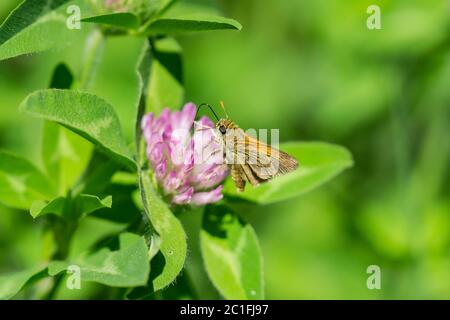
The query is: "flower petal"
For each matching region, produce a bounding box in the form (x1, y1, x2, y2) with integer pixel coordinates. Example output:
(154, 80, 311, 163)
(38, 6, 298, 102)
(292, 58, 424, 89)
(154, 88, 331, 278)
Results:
(147, 141, 164, 164)
(142, 104, 228, 206)
(172, 187, 194, 204)
(155, 159, 167, 180)
(164, 170, 182, 192)
(191, 185, 223, 205)
(172, 103, 196, 130)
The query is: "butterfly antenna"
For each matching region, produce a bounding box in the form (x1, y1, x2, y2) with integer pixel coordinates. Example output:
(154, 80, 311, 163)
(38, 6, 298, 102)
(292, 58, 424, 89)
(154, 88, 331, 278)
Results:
(197, 103, 220, 121)
(220, 100, 229, 118)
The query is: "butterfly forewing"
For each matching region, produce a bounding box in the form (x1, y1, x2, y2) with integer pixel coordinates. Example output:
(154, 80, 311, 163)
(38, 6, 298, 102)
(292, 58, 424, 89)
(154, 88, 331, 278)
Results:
(219, 124, 299, 190)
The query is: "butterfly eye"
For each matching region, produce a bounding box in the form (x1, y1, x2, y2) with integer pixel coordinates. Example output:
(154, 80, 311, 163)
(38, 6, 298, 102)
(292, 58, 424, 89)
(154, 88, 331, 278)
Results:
(219, 125, 226, 134)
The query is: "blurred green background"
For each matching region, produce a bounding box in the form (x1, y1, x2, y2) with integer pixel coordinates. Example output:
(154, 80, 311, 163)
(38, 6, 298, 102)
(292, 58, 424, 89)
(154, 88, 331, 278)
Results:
(0, 0, 449, 299)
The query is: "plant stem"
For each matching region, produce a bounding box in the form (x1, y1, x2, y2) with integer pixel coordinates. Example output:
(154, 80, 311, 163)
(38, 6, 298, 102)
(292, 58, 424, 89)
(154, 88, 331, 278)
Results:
(78, 29, 105, 90)
(44, 28, 106, 299)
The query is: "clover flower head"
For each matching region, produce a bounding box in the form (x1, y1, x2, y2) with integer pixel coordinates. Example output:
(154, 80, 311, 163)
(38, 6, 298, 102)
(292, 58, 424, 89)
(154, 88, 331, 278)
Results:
(92, 0, 127, 12)
(141, 103, 229, 206)
(88, 0, 156, 22)
(99, 0, 158, 21)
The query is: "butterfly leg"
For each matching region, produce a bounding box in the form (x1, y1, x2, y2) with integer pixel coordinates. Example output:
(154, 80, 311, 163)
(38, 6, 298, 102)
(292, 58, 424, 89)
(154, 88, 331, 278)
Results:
(241, 164, 262, 187)
(231, 165, 246, 192)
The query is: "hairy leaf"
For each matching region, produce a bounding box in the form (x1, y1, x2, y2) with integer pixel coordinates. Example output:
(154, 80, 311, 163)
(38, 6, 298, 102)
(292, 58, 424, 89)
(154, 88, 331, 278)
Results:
(143, 3, 241, 35)
(139, 171, 187, 291)
(0, 0, 75, 60)
(48, 233, 149, 287)
(20, 89, 136, 171)
(82, 12, 140, 29)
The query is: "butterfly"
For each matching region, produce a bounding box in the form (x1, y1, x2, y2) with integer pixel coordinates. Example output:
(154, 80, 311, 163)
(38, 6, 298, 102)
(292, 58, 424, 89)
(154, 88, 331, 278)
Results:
(196, 102, 299, 192)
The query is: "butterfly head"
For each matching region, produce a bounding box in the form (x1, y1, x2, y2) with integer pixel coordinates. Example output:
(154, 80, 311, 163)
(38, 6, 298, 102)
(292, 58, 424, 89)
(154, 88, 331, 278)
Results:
(216, 118, 237, 135)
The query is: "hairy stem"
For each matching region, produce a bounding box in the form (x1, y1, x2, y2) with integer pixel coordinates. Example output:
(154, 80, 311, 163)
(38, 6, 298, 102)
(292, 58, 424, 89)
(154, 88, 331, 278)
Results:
(44, 28, 106, 299)
(78, 29, 105, 90)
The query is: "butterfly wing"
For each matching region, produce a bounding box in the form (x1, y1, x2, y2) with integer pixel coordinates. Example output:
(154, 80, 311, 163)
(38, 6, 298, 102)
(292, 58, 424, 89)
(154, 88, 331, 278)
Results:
(223, 128, 298, 187)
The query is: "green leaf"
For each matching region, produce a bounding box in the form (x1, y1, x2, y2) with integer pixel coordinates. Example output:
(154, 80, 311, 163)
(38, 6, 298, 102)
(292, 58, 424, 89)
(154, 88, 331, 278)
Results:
(20, 89, 136, 171)
(0, 150, 55, 210)
(0, 13, 72, 61)
(200, 205, 264, 300)
(69, 216, 129, 259)
(143, 3, 242, 35)
(0, 266, 47, 300)
(0, 0, 70, 42)
(155, 0, 177, 16)
(48, 233, 149, 287)
(76, 194, 112, 217)
(30, 194, 112, 219)
(139, 170, 187, 291)
(224, 142, 354, 204)
(0, 0, 74, 60)
(42, 122, 93, 195)
(146, 37, 184, 113)
(91, 183, 141, 224)
(30, 197, 66, 219)
(43, 64, 93, 195)
(82, 12, 140, 29)
(144, 16, 241, 34)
